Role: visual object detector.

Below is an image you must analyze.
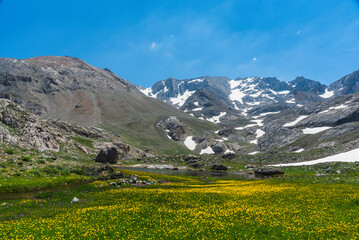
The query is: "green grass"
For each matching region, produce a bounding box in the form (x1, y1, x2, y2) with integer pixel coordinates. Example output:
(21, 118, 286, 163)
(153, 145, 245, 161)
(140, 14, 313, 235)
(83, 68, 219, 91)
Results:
(0, 172, 359, 239)
(71, 136, 94, 148)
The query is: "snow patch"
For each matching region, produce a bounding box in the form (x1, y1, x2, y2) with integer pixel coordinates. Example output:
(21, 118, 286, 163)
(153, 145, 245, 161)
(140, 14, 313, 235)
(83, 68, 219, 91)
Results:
(319, 89, 334, 99)
(248, 151, 259, 155)
(283, 115, 308, 127)
(286, 99, 296, 104)
(294, 148, 304, 153)
(224, 149, 234, 154)
(252, 119, 263, 127)
(319, 104, 348, 114)
(259, 111, 280, 117)
(235, 123, 258, 130)
(247, 102, 261, 106)
(229, 89, 246, 104)
(169, 90, 195, 107)
(200, 146, 215, 155)
(140, 88, 153, 97)
(184, 136, 196, 150)
(302, 127, 332, 134)
(188, 78, 203, 84)
(255, 129, 265, 138)
(278, 90, 290, 95)
(270, 148, 359, 166)
(207, 112, 226, 124)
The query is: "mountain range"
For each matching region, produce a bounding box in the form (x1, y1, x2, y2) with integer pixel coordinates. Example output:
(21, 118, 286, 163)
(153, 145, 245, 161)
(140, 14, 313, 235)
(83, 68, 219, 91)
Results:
(140, 71, 359, 125)
(0, 55, 359, 159)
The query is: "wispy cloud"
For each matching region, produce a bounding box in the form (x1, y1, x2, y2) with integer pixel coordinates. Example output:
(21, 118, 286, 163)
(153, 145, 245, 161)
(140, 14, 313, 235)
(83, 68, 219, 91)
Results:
(150, 42, 157, 50)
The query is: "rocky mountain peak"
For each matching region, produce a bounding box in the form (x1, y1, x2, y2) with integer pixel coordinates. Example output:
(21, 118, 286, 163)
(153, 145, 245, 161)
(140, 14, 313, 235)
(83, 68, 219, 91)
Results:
(290, 76, 327, 94)
(329, 70, 359, 95)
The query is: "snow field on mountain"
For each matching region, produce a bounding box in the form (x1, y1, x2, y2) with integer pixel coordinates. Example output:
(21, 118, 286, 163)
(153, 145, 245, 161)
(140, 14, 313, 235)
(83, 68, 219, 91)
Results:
(319, 88, 334, 98)
(170, 90, 195, 107)
(302, 127, 332, 134)
(270, 148, 359, 166)
(283, 115, 308, 127)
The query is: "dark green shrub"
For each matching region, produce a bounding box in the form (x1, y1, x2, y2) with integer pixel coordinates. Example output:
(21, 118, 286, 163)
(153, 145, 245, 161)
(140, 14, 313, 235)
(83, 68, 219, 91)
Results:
(21, 155, 32, 162)
(29, 169, 42, 177)
(5, 149, 15, 154)
(70, 167, 84, 175)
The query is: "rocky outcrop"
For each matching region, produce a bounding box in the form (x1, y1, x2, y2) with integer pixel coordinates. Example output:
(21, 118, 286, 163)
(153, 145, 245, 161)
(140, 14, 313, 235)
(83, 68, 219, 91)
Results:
(211, 142, 227, 154)
(0, 99, 66, 152)
(94, 147, 119, 164)
(329, 69, 359, 95)
(159, 116, 186, 141)
(258, 121, 303, 151)
(185, 154, 199, 161)
(217, 128, 234, 137)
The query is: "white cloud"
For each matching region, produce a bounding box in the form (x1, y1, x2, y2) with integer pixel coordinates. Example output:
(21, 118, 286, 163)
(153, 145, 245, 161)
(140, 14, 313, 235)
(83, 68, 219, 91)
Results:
(252, 57, 257, 61)
(150, 42, 157, 49)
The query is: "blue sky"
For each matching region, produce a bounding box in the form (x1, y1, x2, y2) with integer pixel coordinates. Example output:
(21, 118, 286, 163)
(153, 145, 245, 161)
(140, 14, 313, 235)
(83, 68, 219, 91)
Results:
(0, 0, 358, 87)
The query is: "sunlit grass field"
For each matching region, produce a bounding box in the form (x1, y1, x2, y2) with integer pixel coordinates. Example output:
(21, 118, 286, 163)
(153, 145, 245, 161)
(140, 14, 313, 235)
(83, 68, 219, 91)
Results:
(1, 171, 359, 239)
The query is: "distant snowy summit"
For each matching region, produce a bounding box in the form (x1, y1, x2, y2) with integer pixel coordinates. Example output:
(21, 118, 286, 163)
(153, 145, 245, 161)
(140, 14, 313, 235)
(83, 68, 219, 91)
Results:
(139, 72, 359, 124)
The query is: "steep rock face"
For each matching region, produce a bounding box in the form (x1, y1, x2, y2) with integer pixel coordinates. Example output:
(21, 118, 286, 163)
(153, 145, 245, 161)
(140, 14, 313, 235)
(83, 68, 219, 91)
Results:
(329, 70, 359, 95)
(258, 121, 303, 151)
(0, 99, 66, 152)
(258, 93, 359, 152)
(290, 77, 327, 94)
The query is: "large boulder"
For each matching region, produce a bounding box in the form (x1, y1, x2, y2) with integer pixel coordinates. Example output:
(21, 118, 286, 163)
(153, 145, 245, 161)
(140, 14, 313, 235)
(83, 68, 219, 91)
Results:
(222, 152, 236, 159)
(95, 147, 119, 164)
(211, 142, 227, 154)
(254, 167, 284, 175)
(218, 128, 234, 137)
(211, 164, 228, 171)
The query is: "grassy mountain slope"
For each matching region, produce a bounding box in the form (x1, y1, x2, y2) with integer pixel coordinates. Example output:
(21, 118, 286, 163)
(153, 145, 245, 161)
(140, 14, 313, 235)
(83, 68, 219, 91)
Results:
(0, 56, 217, 155)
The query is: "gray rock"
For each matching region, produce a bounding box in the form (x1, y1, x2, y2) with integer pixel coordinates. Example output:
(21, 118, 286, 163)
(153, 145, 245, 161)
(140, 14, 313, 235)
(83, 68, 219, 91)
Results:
(189, 162, 203, 168)
(254, 167, 284, 175)
(185, 154, 199, 161)
(218, 128, 234, 137)
(211, 142, 227, 154)
(222, 152, 236, 159)
(211, 164, 228, 171)
(94, 147, 119, 164)
(245, 164, 256, 169)
(160, 116, 185, 141)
